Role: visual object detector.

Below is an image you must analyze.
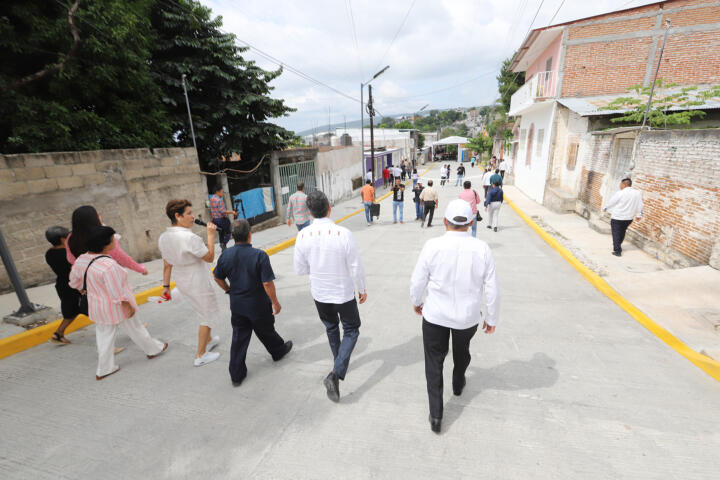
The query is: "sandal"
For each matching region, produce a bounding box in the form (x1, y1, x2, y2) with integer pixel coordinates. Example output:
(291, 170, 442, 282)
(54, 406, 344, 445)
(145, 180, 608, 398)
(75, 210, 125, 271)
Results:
(49, 332, 71, 345)
(96, 365, 120, 381)
(147, 342, 168, 359)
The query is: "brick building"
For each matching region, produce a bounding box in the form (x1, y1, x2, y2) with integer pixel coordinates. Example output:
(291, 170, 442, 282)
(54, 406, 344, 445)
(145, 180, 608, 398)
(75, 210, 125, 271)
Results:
(506, 0, 720, 267)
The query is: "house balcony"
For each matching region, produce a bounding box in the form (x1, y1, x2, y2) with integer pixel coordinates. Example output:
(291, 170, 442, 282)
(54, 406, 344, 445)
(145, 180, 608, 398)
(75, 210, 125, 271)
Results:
(508, 70, 558, 116)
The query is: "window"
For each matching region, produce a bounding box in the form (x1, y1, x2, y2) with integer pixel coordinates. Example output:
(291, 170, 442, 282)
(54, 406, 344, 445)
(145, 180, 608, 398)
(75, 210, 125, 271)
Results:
(536, 129, 544, 157)
(567, 143, 579, 170)
(526, 124, 534, 166)
(545, 57, 553, 73)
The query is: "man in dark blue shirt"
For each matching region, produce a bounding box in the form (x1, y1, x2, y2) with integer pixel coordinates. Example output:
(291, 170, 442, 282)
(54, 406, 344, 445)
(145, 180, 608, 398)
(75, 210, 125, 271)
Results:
(214, 219, 292, 386)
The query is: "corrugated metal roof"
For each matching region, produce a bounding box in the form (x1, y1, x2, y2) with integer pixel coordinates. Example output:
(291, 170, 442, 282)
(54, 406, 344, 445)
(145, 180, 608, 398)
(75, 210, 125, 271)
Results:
(558, 87, 720, 116)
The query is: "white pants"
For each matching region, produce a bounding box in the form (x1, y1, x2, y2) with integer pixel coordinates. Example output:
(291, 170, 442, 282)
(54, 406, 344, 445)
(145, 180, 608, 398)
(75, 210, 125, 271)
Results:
(488, 201, 502, 228)
(95, 316, 164, 377)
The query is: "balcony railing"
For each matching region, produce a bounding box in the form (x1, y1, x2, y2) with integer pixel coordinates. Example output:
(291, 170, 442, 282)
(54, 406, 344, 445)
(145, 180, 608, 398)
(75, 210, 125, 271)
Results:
(508, 70, 557, 116)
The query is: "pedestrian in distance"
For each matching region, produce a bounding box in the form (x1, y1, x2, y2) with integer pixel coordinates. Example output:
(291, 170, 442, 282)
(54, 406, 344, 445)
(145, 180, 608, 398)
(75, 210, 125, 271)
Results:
(69, 226, 167, 380)
(440, 165, 447, 187)
(361, 179, 376, 226)
(213, 219, 293, 386)
(45, 226, 80, 344)
(286, 182, 312, 231)
(365, 169, 373, 184)
(388, 165, 395, 185)
(484, 181, 504, 232)
(392, 178, 406, 224)
(482, 168, 493, 200)
(383, 165, 390, 188)
(209, 185, 238, 252)
(420, 179, 439, 228)
(401, 161, 407, 181)
(603, 178, 643, 257)
(410, 199, 500, 433)
(490, 169, 503, 187)
(293, 191, 368, 403)
(158, 199, 222, 367)
(413, 180, 425, 220)
(455, 163, 466, 187)
(393, 164, 403, 183)
(458, 181, 483, 237)
(470, 156, 475, 168)
(499, 158, 507, 179)
(412, 168, 419, 189)
(66, 205, 148, 278)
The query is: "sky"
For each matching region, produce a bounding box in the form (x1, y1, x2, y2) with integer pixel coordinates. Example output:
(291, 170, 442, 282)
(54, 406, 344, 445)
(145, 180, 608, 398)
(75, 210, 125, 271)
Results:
(205, 0, 660, 133)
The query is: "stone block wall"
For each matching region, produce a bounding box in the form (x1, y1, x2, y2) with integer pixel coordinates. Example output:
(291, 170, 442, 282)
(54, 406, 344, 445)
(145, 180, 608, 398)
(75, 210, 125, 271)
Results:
(0, 148, 208, 292)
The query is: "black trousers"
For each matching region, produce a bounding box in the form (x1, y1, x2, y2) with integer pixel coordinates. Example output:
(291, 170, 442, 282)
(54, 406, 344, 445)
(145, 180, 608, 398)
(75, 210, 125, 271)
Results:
(422, 319, 478, 419)
(500, 170, 505, 179)
(229, 311, 286, 383)
(422, 201, 436, 226)
(610, 219, 633, 254)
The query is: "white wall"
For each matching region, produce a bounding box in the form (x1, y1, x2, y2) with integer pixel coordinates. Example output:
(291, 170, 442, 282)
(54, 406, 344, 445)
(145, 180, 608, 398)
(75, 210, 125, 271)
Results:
(514, 102, 556, 203)
(315, 146, 363, 204)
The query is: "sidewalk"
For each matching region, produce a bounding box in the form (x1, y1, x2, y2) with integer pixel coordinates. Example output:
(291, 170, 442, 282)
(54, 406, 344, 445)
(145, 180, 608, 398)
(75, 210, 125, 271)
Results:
(504, 184, 720, 361)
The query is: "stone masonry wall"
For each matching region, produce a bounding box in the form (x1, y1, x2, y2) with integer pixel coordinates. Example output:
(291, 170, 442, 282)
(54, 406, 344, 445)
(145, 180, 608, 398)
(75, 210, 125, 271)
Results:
(577, 134, 613, 212)
(0, 148, 208, 292)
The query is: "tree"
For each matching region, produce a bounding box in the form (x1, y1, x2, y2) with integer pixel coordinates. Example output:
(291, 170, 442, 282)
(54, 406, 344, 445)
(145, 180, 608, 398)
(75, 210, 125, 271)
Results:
(466, 133, 493, 156)
(497, 56, 524, 113)
(1, 0, 171, 153)
(417, 133, 425, 150)
(150, 0, 295, 170)
(378, 116, 396, 128)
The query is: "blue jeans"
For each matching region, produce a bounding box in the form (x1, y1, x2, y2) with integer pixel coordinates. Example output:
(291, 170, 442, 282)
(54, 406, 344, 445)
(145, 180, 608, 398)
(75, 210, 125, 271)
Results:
(471, 218, 477, 237)
(393, 201, 404, 222)
(415, 200, 424, 219)
(296, 221, 310, 231)
(314, 299, 361, 379)
(363, 201, 373, 223)
(455, 175, 464, 186)
(412, 179, 418, 189)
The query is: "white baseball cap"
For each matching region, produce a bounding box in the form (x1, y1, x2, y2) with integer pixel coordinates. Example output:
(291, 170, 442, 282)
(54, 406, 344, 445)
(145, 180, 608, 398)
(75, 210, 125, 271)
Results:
(444, 199, 474, 225)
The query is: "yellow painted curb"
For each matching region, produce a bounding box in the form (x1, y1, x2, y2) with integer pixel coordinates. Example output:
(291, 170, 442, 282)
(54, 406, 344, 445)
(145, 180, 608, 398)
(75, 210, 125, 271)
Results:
(505, 195, 720, 382)
(1, 163, 439, 360)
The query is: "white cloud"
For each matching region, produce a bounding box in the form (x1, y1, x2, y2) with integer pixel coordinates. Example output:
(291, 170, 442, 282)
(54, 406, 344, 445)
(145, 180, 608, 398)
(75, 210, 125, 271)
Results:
(205, 0, 661, 132)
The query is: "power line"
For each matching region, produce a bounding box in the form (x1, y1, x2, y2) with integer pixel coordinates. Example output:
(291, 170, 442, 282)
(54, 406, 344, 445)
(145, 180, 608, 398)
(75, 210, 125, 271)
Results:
(547, 0, 566, 26)
(374, 0, 417, 73)
(345, 0, 364, 80)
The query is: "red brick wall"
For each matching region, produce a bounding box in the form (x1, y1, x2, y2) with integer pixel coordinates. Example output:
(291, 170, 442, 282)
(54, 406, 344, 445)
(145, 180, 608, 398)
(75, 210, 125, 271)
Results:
(561, 0, 720, 97)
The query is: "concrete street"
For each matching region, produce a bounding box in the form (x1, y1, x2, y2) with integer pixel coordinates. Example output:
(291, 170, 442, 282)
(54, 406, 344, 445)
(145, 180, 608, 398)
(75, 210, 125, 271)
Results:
(1, 166, 719, 479)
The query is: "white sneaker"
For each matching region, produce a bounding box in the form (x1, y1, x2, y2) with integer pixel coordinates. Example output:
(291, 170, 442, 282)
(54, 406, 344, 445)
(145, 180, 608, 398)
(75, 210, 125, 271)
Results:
(194, 351, 220, 367)
(207, 335, 220, 351)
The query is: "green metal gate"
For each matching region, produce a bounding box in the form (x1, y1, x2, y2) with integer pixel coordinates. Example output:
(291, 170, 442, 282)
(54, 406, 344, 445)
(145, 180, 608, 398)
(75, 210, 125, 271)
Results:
(278, 160, 317, 209)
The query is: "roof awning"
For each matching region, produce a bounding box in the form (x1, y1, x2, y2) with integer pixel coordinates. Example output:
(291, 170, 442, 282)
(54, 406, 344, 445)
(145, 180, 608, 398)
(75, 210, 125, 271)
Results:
(432, 136, 468, 146)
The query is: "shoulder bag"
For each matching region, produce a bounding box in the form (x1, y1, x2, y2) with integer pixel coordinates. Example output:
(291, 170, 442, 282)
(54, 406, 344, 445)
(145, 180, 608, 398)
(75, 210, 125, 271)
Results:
(78, 255, 111, 316)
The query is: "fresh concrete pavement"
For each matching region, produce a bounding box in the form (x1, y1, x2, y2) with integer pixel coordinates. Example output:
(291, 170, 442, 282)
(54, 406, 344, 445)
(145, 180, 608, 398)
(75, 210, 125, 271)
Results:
(1, 165, 719, 479)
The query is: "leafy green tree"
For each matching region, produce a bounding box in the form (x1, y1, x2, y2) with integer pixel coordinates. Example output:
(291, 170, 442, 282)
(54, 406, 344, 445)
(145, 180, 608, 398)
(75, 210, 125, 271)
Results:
(466, 134, 493, 155)
(378, 116, 396, 128)
(150, 0, 294, 169)
(394, 120, 413, 129)
(417, 133, 425, 150)
(497, 56, 524, 113)
(1, 0, 171, 153)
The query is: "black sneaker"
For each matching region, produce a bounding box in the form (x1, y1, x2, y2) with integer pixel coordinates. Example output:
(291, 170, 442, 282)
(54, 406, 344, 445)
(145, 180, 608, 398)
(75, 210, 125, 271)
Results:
(612, 251, 622, 257)
(324, 371, 340, 403)
(429, 415, 442, 434)
(272, 341, 293, 361)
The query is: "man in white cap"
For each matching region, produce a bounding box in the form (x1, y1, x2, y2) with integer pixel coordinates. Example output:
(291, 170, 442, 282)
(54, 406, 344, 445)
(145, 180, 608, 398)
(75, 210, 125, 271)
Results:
(410, 199, 500, 434)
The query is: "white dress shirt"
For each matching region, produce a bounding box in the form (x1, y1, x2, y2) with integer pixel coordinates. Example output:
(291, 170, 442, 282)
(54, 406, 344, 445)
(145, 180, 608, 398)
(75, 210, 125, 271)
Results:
(294, 218, 367, 304)
(499, 160, 507, 171)
(365, 171, 372, 182)
(393, 166, 402, 178)
(482, 171, 493, 186)
(603, 187, 643, 221)
(410, 231, 500, 329)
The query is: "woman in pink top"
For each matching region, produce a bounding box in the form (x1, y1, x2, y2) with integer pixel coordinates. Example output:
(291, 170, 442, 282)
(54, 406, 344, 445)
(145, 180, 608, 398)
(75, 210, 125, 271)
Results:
(66, 205, 147, 275)
(69, 226, 166, 380)
(458, 180, 482, 237)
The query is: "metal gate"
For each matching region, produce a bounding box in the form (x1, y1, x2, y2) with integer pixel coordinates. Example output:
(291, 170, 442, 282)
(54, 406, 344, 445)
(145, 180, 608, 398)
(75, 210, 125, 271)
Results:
(278, 160, 317, 209)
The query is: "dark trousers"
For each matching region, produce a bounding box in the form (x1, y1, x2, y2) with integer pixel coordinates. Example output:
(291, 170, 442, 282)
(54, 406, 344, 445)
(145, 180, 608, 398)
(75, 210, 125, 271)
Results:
(422, 201, 436, 226)
(611, 219, 633, 254)
(212, 216, 232, 248)
(229, 311, 286, 383)
(314, 298, 361, 380)
(483, 185, 489, 199)
(422, 319, 478, 419)
(500, 170, 505, 179)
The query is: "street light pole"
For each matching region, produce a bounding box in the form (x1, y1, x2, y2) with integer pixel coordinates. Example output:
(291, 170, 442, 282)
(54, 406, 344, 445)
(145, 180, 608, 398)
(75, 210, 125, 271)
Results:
(0, 227, 36, 315)
(181, 74, 197, 151)
(359, 66, 390, 184)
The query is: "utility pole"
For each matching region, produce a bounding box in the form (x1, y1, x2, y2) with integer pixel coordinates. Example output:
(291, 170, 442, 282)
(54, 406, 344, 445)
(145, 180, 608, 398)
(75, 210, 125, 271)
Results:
(181, 74, 197, 151)
(359, 66, 389, 184)
(642, 20, 671, 130)
(368, 84, 376, 182)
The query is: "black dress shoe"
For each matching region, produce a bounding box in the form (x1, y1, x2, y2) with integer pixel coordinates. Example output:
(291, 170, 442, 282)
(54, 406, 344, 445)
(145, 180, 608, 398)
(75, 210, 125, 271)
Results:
(453, 376, 466, 396)
(493, 227, 497, 232)
(612, 251, 622, 257)
(232, 380, 243, 387)
(324, 372, 340, 403)
(272, 341, 293, 361)
(429, 415, 442, 434)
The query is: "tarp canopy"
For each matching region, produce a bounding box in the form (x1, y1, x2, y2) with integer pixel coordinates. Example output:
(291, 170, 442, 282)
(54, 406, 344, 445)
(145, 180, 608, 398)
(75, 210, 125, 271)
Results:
(432, 135, 468, 146)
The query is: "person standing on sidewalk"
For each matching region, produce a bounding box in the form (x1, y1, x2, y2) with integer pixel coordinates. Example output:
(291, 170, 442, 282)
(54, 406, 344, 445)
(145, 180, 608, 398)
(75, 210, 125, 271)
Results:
(158, 199, 221, 367)
(484, 181, 504, 232)
(213, 219, 293, 386)
(455, 163, 466, 187)
(392, 178, 406, 224)
(499, 158, 508, 179)
(45, 226, 80, 344)
(410, 199, 500, 433)
(458, 181, 482, 237)
(420, 179, 439, 228)
(209, 185, 237, 252)
(69, 226, 167, 380)
(286, 182, 312, 231)
(361, 180, 376, 226)
(603, 178, 643, 257)
(294, 191, 368, 403)
(413, 180, 425, 220)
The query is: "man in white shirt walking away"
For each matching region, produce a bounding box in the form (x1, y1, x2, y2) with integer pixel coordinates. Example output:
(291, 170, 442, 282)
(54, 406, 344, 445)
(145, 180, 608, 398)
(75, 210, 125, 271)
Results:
(499, 158, 508, 180)
(410, 199, 500, 434)
(294, 191, 368, 403)
(603, 178, 643, 257)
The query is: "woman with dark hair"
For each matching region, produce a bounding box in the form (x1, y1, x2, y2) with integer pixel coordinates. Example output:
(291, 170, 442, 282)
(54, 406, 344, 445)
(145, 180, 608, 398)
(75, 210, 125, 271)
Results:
(66, 205, 147, 276)
(69, 226, 166, 380)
